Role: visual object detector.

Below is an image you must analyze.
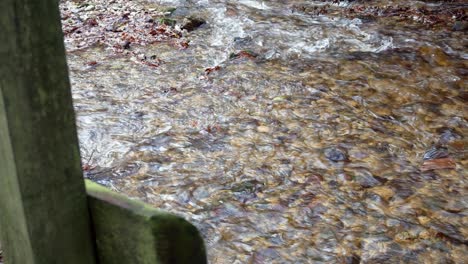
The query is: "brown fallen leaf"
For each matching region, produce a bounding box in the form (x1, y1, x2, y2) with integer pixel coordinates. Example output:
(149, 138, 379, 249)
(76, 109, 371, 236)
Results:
(420, 158, 456, 171)
(205, 66, 221, 75)
(86, 60, 98, 66)
(85, 18, 99, 27)
(237, 50, 257, 59)
(229, 50, 257, 60)
(177, 40, 190, 50)
(82, 163, 96, 171)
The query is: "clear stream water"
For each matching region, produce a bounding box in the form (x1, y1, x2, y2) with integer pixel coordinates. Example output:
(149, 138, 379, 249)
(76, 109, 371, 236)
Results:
(62, 0, 466, 263)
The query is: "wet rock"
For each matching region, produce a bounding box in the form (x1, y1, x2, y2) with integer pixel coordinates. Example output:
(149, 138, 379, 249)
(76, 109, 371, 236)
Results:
(106, 16, 129, 32)
(130, 111, 144, 119)
(394, 231, 418, 243)
(337, 173, 352, 182)
(328, 180, 340, 188)
(233, 36, 252, 47)
(180, 17, 205, 31)
(324, 147, 348, 162)
(307, 203, 328, 217)
(170, 7, 190, 17)
(257, 125, 270, 133)
(430, 222, 467, 245)
(231, 180, 263, 193)
(423, 146, 449, 160)
(275, 164, 293, 180)
(344, 254, 361, 264)
(373, 175, 388, 184)
(112, 162, 145, 178)
(197, 222, 221, 247)
(417, 216, 431, 226)
(418, 46, 450, 67)
(193, 185, 212, 200)
(388, 179, 414, 199)
(122, 40, 131, 49)
(251, 248, 280, 263)
(437, 127, 462, 144)
(361, 237, 402, 263)
(452, 21, 467, 31)
(136, 53, 146, 61)
(105, 24, 116, 31)
(355, 173, 380, 188)
(84, 4, 95, 11)
(163, 7, 177, 16)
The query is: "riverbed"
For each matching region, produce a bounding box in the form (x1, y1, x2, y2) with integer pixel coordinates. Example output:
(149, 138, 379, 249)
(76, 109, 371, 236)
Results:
(60, 0, 467, 263)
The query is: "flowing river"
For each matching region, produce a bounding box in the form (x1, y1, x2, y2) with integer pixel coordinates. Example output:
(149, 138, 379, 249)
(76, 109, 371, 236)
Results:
(60, 0, 467, 262)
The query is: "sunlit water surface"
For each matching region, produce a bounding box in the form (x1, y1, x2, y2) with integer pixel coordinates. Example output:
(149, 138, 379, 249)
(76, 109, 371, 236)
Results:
(62, 0, 467, 263)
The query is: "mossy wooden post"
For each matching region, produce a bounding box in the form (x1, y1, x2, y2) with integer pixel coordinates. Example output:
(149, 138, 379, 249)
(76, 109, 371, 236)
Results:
(0, 0, 97, 263)
(86, 181, 207, 264)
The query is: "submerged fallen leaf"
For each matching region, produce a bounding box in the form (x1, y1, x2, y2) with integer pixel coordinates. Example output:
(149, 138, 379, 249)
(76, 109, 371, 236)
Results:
(177, 40, 190, 49)
(420, 158, 456, 171)
(85, 18, 99, 27)
(229, 50, 257, 60)
(143, 61, 161, 67)
(82, 164, 96, 171)
(205, 66, 221, 75)
(85, 61, 98, 66)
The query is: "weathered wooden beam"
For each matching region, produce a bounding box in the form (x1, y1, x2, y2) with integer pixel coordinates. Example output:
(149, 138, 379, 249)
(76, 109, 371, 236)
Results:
(0, 0, 97, 263)
(85, 180, 207, 264)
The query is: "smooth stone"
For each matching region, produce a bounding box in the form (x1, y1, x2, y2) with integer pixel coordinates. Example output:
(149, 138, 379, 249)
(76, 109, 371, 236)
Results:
(257, 126, 270, 133)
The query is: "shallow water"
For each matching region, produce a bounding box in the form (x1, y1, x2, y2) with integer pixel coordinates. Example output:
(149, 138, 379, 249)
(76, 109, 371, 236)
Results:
(61, 0, 467, 262)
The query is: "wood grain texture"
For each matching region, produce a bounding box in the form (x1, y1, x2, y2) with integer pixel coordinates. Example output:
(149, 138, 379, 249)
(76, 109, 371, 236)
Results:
(0, 0, 96, 263)
(86, 180, 207, 264)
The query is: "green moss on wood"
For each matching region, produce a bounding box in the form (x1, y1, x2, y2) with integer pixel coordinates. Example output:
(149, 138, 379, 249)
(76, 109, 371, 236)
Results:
(85, 180, 207, 264)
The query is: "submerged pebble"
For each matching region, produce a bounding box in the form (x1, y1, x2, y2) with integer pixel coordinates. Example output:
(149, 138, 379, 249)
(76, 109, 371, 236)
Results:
(423, 146, 449, 160)
(324, 147, 348, 162)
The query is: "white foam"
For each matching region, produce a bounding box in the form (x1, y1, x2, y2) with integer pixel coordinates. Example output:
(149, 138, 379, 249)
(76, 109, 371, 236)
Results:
(238, 0, 270, 10)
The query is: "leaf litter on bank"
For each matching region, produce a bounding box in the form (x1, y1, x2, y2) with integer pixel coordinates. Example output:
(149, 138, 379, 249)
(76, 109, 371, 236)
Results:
(60, 0, 187, 66)
(291, 0, 467, 30)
